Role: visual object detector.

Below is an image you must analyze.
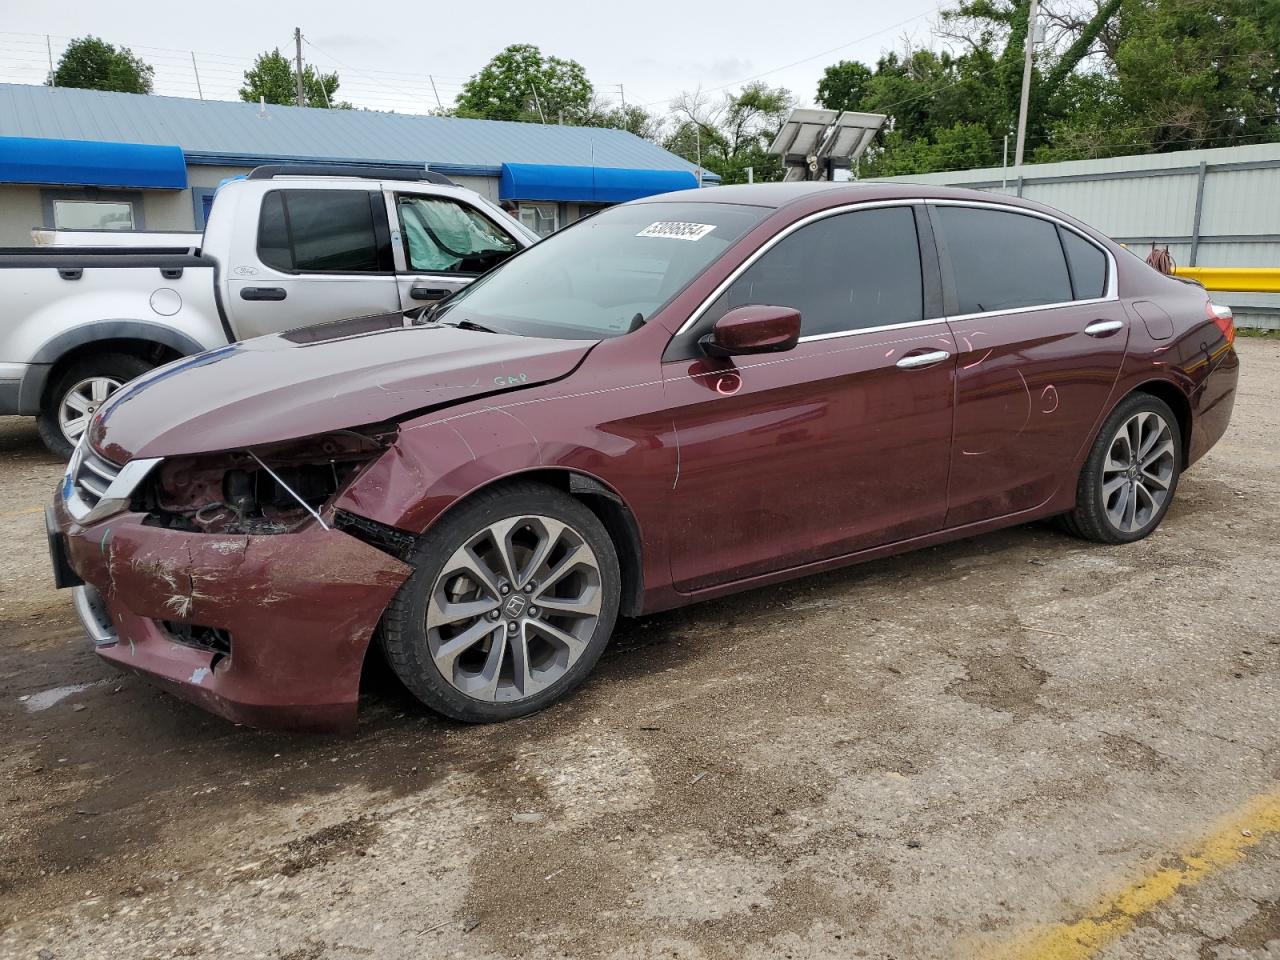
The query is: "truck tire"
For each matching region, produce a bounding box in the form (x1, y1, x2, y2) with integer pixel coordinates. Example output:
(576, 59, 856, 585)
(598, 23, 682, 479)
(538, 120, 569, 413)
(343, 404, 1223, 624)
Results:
(37, 353, 155, 459)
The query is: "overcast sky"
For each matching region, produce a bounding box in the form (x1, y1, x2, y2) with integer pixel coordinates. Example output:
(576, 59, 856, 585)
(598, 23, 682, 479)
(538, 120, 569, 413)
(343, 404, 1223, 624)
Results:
(0, 0, 942, 117)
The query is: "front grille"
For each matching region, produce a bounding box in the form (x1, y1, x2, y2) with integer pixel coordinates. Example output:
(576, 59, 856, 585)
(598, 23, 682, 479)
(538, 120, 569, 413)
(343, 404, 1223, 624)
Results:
(73, 447, 122, 510)
(160, 621, 232, 656)
(67, 445, 123, 516)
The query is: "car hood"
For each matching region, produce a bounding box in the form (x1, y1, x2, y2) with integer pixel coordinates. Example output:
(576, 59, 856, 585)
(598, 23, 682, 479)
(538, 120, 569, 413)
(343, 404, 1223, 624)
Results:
(90, 313, 597, 462)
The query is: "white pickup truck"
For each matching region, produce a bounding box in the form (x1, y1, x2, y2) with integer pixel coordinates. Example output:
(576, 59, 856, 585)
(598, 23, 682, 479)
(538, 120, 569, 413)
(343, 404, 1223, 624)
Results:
(0, 165, 538, 456)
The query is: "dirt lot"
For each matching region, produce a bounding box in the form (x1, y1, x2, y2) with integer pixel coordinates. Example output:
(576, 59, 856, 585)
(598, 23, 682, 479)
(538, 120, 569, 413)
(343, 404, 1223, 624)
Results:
(1, 339, 1277, 960)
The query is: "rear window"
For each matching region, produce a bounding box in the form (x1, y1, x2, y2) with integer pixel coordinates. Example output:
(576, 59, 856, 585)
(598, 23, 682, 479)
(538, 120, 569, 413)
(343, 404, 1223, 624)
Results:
(257, 189, 388, 273)
(935, 206, 1072, 313)
(1058, 226, 1109, 300)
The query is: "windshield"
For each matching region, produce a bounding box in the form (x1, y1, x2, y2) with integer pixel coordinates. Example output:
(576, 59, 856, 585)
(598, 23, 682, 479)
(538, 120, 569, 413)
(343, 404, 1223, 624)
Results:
(433, 201, 769, 339)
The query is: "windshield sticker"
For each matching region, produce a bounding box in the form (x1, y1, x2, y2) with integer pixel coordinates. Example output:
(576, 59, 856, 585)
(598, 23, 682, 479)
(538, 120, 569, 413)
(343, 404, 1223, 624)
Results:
(636, 221, 716, 242)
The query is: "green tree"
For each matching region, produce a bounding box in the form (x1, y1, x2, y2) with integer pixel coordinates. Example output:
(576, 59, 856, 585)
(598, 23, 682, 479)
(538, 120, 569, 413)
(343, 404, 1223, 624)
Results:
(664, 83, 795, 183)
(816, 60, 874, 113)
(48, 36, 153, 94)
(579, 98, 666, 141)
(816, 0, 1280, 176)
(239, 49, 348, 108)
(1108, 0, 1280, 152)
(455, 44, 593, 123)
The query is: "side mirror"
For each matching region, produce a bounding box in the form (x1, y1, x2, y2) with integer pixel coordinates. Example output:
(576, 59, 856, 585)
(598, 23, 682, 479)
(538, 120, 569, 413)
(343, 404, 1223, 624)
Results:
(699, 305, 801, 358)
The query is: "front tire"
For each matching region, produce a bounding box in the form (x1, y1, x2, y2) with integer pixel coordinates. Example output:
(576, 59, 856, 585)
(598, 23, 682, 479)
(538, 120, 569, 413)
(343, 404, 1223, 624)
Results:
(381, 482, 621, 723)
(37, 353, 154, 458)
(1065, 393, 1182, 544)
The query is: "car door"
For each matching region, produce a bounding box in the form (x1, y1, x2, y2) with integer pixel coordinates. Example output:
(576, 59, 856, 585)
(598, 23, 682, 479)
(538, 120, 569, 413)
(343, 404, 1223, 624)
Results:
(661, 203, 957, 593)
(929, 202, 1130, 527)
(387, 190, 522, 309)
(227, 187, 399, 339)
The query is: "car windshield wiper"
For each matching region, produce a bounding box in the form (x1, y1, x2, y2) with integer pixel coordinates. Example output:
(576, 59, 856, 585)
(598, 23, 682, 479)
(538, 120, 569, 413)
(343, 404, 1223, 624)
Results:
(445, 318, 509, 335)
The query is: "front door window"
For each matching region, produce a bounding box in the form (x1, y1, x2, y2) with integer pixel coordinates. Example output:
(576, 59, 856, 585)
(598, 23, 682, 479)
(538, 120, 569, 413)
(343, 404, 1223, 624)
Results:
(396, 195, 518, 274)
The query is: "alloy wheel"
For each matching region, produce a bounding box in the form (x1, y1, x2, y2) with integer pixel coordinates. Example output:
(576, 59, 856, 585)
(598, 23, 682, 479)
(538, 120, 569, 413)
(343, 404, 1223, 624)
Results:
(58, 376, 122, 446)
(425, 515, 603, 703)
(1102, 410, 1175, 534)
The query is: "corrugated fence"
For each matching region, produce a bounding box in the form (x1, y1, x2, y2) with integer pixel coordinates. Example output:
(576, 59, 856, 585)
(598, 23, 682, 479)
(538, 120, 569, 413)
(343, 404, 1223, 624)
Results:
(879, 142, 1280, 329)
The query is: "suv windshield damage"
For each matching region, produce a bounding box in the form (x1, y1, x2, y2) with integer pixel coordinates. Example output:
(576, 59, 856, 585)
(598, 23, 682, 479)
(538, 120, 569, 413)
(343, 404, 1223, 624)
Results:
(433, 201, 769, 341)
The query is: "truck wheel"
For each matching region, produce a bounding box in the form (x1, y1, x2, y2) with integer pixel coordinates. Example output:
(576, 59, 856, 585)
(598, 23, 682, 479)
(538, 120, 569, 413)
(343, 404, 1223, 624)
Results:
(37, 353, 154, 459)
(381, 482, 621, 723)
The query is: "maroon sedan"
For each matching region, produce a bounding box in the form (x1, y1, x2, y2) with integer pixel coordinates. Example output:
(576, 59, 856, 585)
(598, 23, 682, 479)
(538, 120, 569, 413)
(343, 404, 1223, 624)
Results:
(47, 183, 1239, 730)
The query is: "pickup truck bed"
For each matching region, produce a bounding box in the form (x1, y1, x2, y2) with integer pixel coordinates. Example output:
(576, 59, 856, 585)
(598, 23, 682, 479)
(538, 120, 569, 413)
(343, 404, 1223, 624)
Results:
(0, 249, 224, 436)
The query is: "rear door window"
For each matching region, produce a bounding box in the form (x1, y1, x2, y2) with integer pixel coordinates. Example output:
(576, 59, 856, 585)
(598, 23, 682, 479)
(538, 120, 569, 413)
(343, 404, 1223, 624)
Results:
(256, 189, 389, 273)
(935, 206, 1072, 314)
(1058, 226, 1109, 300)
(708, 206, 924, 338)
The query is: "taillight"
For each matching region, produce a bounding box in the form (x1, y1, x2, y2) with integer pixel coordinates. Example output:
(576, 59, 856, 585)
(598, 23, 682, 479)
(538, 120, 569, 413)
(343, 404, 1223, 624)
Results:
(1207, 302, 1235, 345)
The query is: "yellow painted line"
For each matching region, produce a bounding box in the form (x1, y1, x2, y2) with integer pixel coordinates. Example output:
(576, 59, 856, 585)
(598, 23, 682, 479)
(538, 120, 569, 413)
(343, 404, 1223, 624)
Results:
(0, 506, 43, 520)
(977, 786, 1280, 960)
(1174, 266, 1280, 293)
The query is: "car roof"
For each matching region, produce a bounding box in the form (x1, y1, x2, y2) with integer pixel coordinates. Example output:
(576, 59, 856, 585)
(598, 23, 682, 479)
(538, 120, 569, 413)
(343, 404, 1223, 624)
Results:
(635, 180, 1021, 209)
(632, 180, 1106, 243)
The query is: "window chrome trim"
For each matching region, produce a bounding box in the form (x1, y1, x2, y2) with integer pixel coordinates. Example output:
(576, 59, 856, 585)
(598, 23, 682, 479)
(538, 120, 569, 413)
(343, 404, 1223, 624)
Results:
(672, 199, 922, 337)
(924, 197, 1119, 303)
(797, 316, 951, 344)
(674, 196, 1120, 343)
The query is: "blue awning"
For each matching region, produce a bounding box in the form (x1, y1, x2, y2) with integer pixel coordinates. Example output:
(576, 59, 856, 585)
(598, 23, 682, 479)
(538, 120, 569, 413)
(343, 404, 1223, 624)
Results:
(0, 136, 187, 189)
(500, 163, 698, 204)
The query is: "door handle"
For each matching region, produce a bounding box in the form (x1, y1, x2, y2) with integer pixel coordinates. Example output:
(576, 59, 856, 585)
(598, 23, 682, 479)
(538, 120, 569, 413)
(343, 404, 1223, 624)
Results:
(239, 286, 287, 301)
(1084, 319, 1123, 337)
(409, 286, 453, 302)
(895, 349, 951, 369)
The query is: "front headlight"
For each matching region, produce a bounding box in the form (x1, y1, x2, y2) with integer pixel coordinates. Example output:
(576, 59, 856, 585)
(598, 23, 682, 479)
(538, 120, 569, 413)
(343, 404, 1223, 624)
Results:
(134, 424, 397, 535)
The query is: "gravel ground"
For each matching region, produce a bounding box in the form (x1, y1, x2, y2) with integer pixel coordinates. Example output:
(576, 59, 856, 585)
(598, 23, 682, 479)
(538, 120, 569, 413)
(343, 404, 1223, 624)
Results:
(0, 339, 1276, 960)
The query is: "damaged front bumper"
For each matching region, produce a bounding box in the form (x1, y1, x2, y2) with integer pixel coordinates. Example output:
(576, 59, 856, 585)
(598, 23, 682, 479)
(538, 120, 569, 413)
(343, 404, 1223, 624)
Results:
(49, 494, 412, 732)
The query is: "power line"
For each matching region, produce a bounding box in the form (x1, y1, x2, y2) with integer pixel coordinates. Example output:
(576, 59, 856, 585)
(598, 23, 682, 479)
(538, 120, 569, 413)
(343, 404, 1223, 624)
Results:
(639, 3, 943, 108)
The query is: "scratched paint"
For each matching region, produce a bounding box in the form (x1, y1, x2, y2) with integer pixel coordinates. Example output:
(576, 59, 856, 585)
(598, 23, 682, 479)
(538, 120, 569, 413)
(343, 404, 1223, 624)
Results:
(189, 667, 211, 684)
(961, 332, 994, 370)
(970, 787, 1280, 960)
(1040, 385, 1060, 414)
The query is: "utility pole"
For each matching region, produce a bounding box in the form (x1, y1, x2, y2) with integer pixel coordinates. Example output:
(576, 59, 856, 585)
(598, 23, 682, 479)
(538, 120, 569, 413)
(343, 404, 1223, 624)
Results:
(46, 35, 55, 85)
(695, 124, 702, 188)
(529, 83, 546, 123)
(294, 27, 306, 107)
(191, 52, 204, 100)
(617, 84, 626, 112)
(1014, 0, 1039, 167)
(429, 76, 443, 112)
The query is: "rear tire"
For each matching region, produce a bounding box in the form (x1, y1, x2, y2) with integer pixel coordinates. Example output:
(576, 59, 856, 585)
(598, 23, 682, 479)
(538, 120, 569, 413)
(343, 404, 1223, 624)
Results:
(381, 482, 621, 723)
(37, 353, 154, 459)
(1065, 392, 1182, 544)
